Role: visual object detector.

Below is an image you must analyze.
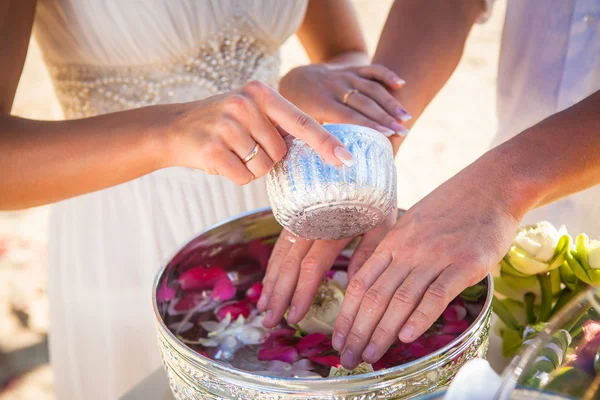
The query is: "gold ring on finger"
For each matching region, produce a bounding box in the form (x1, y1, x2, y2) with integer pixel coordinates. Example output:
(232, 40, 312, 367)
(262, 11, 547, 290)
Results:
(242, 142, 261, 163)
(343, 88, 359, 105)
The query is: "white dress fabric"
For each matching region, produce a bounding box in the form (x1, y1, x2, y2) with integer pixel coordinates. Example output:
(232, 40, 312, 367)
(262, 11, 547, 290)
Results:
(33, 1, 308, 398)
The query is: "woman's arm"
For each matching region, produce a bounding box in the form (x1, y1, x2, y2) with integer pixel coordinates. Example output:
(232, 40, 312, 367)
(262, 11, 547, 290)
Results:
(0, 1, 349, 210)
(296, 0, 369, 66)
(373, 0, 484, 152)
(280, 0, 409, 137)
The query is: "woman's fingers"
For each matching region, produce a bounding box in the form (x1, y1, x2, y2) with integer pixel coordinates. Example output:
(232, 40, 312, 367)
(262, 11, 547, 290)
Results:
(287, 238, 351, 324)
(258, 231, 295, 311)
(325, 103, 396, 137)
(240, 81, 352, 167)
(262, 237, 313, 328)
(345, 91, 408, 135)
(211, 148, 255, 185)
(355, 64, 405, 90)
(353, 77, 411, 123)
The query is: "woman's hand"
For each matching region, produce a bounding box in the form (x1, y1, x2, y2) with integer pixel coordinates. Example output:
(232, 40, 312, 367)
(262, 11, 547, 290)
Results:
(279, 64, 411, 137)
(165, 80, 353, 185)
(258, 209, 397, 328)
(331, 157, 525, 369)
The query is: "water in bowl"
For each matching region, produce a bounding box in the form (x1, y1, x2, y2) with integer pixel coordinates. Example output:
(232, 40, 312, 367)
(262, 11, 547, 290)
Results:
(156, 238, 487, 378)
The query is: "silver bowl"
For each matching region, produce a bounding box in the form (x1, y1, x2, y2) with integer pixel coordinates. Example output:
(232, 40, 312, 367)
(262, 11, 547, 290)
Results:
(152, 208, 493, 400)
(267, 124, 397, 240)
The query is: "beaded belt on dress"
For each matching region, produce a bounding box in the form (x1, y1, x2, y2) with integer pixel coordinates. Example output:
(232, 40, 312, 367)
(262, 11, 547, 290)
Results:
(46, 33, 280, 119)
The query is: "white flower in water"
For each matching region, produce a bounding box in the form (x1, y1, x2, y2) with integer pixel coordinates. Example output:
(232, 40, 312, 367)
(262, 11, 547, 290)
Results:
(196, 313, 270, 360)
(297, 281, 344, 335)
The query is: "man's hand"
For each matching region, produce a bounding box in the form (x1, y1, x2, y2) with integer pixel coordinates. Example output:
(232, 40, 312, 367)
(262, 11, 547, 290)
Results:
(331, 161, 521, 369)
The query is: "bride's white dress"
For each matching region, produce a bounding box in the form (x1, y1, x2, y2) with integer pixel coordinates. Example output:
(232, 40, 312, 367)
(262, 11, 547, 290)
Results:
(33, 1, 308, 398)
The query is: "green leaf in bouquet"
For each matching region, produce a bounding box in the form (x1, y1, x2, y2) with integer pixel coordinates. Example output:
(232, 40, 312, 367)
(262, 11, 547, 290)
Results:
(542, 367, 594, 398)
(493, 298, 530, 337)
(459, 282, 486, 302)
(567, 234, 600, 286)
(500, 257, 530, 277)
(524, 293, 536, 324)
(559, 261, 579, 291)
(502, 328, 523, 358)
(523, 358, 556, 389)
(493, 296, 523, 333)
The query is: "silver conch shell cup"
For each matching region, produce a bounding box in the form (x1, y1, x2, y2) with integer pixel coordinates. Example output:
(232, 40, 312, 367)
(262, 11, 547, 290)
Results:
(152, 208, 493, 400)
(267, 124, 397, 240)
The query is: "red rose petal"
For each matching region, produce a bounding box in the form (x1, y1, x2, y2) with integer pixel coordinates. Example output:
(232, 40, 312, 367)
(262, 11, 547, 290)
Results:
(173, 292, 207, 312)
(245, 283, 263, 304)
(179, 266, 227, 290)
(263, 329, 298, 349)
(212, 277, 236, 301)
(248, 239, 272, 269)
(157, 280, 176, 303)
(428, 334, 457, 350)
(442, 305, 467, 322)
(441, 319, 469, 334)
(258, 346, 300, 363)
(409, 341, 430, 359)
(309, 355, 341, 367)
(297, 333, 331, 357)
(215, 299, 251, 321)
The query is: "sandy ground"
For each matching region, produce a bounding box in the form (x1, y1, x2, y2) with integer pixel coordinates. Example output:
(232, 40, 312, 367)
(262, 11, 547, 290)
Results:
(0, 1, 506, 398)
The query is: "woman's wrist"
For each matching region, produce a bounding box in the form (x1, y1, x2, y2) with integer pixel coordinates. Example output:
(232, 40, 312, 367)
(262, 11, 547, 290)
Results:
(323, 51, 370, 68)
(143, 102, 189, 171)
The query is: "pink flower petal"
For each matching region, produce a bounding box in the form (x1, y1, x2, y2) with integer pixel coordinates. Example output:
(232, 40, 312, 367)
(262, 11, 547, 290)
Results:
(309, 355, 341, 367)
(258, 346, 300, 363)
(442, 305, 467, 322)
(245, 283, 263, 304)
(248, 239, 272, 269)
(297, 333, 331, 357)
(263, 329, 297, 349)
(215, 299, 251, 321)
(157, 280, 176, 303)
(211, 277, 236, 302)
(583, 321, 600, 342)
(428, 334, 457, 350)
(173, 292, 207, 312)
(333, 254, 350, 267)
(179, 266, 227, 291)
(441, 319, 470, 334)
(409, 342, 430, 359)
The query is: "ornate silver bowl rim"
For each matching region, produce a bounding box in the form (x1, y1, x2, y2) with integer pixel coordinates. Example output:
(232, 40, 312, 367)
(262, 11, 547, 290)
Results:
(152, 207, 493, 388)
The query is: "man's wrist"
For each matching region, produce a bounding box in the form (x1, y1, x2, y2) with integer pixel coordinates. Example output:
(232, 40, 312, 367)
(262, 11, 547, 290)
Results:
(472, 141, 547, 221)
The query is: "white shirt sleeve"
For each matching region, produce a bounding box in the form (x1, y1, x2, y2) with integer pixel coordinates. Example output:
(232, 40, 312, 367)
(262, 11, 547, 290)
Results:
(477, 0, 495, 24)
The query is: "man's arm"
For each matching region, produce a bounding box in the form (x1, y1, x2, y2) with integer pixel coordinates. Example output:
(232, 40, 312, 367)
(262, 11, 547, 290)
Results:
(374, 0, 484, 152)
(332, 89, 600, 369)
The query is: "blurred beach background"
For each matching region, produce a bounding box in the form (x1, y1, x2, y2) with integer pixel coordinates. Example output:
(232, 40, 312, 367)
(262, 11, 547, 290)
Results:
(0, 1, 506, 398)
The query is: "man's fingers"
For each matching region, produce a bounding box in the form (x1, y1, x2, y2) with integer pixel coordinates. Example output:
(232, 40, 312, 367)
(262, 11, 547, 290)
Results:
(332, 247, 392, 352)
